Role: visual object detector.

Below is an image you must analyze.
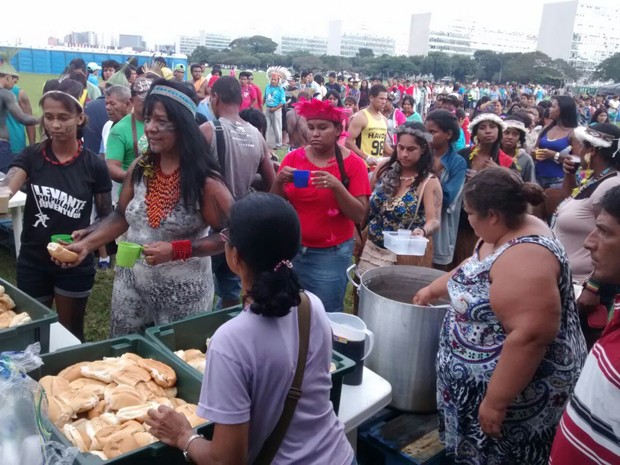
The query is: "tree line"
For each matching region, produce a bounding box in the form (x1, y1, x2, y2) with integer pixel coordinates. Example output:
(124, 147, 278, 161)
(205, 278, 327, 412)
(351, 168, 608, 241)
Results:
(189, 35, 620, 85)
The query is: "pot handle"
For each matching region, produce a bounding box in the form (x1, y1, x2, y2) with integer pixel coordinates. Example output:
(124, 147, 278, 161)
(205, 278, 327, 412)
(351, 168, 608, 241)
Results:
(346, 264, 360, 290)
(361, 329, 374, 361)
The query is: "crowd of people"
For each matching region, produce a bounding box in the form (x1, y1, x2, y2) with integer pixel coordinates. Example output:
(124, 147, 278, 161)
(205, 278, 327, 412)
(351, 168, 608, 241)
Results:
(1, 55, 620, 464)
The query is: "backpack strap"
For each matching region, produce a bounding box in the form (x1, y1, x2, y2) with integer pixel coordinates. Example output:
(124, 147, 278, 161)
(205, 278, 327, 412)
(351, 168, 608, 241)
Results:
(212, 119, 226, 176)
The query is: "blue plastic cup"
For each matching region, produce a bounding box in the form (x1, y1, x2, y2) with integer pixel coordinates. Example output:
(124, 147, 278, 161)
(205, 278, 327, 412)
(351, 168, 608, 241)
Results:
(293, 170, 310, 188)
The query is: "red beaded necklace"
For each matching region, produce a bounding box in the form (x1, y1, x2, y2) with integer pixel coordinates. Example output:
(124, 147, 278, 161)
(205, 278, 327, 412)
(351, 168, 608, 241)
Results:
(42, 140, 83, 166)
(145, 164, 181, 228)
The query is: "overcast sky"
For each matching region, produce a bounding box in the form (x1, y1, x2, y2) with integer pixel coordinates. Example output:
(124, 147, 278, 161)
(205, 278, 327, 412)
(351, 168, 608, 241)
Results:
(2, 0, 612, 53)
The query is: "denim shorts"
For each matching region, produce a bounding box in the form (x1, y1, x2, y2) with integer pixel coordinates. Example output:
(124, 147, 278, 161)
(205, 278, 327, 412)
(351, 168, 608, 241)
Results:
(537, 176, 564, 190)
(17, 255, 95, 300)
(293, 239, 354, 313)
(211, 253, 242, 302)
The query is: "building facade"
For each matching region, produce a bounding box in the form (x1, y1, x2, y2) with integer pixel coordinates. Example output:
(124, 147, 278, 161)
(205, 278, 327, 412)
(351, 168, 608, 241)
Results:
(119, 34, 145, 49)
(177, 32, 231, 55)
(280, 36, 327, 55)
(538, 0, 620, 75)
(63, 31, 97, 47)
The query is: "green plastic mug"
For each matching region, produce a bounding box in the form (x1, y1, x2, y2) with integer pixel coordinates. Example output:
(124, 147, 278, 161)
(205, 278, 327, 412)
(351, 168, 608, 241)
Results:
(51, 234, 74, 244)
(116, 242, 143, 268)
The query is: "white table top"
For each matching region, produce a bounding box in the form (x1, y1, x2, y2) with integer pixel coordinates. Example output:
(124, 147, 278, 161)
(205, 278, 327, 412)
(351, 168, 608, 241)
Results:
(9, 190, 26, 208)
(49, 323, 393, 433)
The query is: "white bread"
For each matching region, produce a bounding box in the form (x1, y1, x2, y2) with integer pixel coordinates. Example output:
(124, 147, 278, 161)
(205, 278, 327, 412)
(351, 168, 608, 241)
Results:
(137, 358, 176, 388)
(57, 389, 100, 414)
(153, 397, 174, 408)
(0, 285, 5, 294)
(110, 365, 151, 387)
(58, 362, 90, 382)
(94, 425, 119, 448)
(0, 310, 17, 328)
(105, 384, 147, 411)
(88, 451, 108, 460)
(133, 431, 157, 447)
(135, 380, 167, 400)
(188, 357, 205, 374)
(115, 401, 159, 423)
(70, 377, 108, 399)
(47, 395, 75, 428)
(169, 397, 187, 409)
(164, 386, 177, 399)
(330, 362, 337, 373)
(102, 430, 141, 459)
(62, 423, 91, 452)
(87, 400, 107, 419)
(0, 293, 16, 309)
(9, 312, 31, 327)
(118, 420, 145, 434)
(80, 360, 117, 383)
(39, 375, 72, 397)
(47, 242, 78, 263)
(120, 352, 144, 366)
(175, 403, 207, 428)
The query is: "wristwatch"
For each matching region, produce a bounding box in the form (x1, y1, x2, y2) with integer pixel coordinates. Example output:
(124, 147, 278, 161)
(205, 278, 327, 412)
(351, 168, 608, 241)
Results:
(553, 152, 561, 163)
(182, 433, 204, 463)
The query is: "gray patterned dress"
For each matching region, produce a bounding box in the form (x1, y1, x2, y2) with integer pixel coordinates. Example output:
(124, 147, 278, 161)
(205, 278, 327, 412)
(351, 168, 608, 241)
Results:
(436, 235, 587, 465)
(110, 180, 214, 337)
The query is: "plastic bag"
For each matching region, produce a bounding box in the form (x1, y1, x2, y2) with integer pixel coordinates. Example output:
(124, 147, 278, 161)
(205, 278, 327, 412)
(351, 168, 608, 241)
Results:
(0, 343, 78, 465)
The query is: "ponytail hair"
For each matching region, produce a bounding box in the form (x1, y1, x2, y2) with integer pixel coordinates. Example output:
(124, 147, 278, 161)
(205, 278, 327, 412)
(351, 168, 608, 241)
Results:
(228, 193, 302, 318)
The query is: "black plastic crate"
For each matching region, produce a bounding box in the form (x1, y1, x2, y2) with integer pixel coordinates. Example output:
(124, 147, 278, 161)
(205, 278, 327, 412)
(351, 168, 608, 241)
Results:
(145, 306, 355, 414)
(0, 278, 57, 353)
(29, 335, 212, 465)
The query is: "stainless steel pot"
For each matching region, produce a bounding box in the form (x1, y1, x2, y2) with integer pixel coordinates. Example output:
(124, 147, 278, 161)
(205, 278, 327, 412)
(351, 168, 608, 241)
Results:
(348, 264, 450, 412)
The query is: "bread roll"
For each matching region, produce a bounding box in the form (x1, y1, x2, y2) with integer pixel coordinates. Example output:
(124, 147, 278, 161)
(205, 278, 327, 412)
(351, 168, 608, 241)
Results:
(48, 396, 75, 428)
(81, 360, 117, 383)
(9, 312, 31, 327)
(63, 423, 91, 452)
(47, 242, 78, 263)
(133, 431, 157, 447)
(135, 380, 167, 400)
(110, 365, 151, 387)
(58, 362, 90, 382)
(40, 375, 72, 397)
(0, 293, 16, 309)
(120, 352, 144, 366)
(87, 400, 107, 419)
(115, 401, 158, 423)
(137, 358, 176, 388)
(70, 378, 107, 399)
(57, 389, 100, 413)
(175, 403, 207, 428)
(103, 431, 141, 459)
(188, 357, 205, 374)
(105, 385, 147, 411)
(169, 397, 187, 409)
(0, 310, 16, 328)
(88, 451, 108, 460)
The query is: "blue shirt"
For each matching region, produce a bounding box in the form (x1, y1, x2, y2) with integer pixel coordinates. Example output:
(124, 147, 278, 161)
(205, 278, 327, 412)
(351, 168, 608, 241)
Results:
(264, 85, 286, 108)
(452, 128, 466, 152)
(6, 86, 26, 153)
(88, 74, 99, 88)
(439, 147, 467, 208)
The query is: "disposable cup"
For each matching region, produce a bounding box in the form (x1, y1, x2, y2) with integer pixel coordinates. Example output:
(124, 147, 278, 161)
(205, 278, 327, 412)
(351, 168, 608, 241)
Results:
(116, 242, 143, 268)
(293, 170, 310, 188)
(50, 234, 73, 244)
(569, 155, 581, 171)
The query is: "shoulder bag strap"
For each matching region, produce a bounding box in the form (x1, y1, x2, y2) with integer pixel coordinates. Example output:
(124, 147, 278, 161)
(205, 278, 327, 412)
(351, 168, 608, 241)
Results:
(131, 114, 140, 158)
(212, 119, 226, 176)
(334, 145, 364, 237)
(253, 292, 311, 465)
(407, 175, 433, 230)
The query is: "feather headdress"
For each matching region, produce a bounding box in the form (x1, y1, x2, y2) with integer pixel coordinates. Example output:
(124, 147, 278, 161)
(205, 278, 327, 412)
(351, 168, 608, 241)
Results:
(294, 98, 347, 123)
(266, 66, 291, 87)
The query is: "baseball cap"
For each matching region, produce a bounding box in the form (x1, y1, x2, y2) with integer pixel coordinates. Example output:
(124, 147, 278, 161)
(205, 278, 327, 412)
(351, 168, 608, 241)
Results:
(87, 62, 101, 71)
(174, 64, 185, 71)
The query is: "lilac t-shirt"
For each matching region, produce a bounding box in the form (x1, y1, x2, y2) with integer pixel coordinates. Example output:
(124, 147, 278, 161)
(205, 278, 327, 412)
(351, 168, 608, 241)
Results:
(197, 292, 353, 464)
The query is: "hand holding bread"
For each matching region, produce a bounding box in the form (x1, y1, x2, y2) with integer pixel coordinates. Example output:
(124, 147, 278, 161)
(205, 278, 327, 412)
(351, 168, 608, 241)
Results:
(47, 242, 79, 263)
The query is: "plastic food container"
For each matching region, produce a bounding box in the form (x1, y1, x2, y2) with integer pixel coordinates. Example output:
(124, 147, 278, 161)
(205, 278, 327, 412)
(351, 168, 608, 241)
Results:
(145, 306, 355, 414)
(29, 335, 211, 465)
(383, 231, 429, 256)
(0, 278, 58, 353)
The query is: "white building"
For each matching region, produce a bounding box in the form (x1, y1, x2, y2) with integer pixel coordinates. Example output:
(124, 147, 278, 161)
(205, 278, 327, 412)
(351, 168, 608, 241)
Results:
(177, 32, 231, 55)
(537, 0, 620, 75)
(409, 14, 536, 57)
(327, 21, 395, 57)
(280, 36, 327, 55)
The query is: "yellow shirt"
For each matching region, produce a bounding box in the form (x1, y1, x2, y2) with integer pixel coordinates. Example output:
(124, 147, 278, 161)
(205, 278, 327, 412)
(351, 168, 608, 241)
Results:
(358, 108, 387, 162)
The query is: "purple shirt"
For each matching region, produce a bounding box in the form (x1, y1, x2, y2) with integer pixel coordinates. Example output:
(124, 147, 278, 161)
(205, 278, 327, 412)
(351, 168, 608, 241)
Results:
(197, 292, 353, 464)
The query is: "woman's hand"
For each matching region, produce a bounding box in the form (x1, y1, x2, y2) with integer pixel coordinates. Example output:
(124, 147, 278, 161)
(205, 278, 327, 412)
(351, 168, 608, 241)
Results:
(412, 286, 435, 306)
(577, 287, 600, 314)
(311, 170, 340, 190)
(146, 405, 194, 450)
(275, 166, 295, 185)
(479, 396, 506, 439)
(71, 228, 92, 242)
(51, 241, 91, 268)
(143, 242, 173, 266)
(534, 148, 555, 161)
(412, 228, 425, 237)
(483, 158, 498, 169)
(562, 156, 579, 174)
(366, 156, 379, 167)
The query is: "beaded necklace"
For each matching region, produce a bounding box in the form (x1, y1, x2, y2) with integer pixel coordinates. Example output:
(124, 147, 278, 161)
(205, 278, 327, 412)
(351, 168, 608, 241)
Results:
(145, 164, 181, 229)
(42, 140, 83, 166)
(571, 167, 613, 199)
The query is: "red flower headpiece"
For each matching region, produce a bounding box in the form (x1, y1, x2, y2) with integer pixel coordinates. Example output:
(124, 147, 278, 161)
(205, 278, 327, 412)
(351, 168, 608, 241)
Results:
(294, 98, 347, 123)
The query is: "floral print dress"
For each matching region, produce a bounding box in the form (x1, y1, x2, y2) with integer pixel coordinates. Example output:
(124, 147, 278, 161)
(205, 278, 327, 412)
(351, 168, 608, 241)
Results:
(437, 235, 587, 465)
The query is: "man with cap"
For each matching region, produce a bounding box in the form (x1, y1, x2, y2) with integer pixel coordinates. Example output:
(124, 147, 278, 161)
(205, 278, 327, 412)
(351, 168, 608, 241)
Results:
(105, 77, 151, 186)
(0, 60, 39, 173)
(173, 64, 185, 82)
(87, 62, 101, 88)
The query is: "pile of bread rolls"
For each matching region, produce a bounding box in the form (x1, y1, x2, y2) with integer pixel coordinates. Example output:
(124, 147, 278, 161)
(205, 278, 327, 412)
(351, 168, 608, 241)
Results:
(0, 285, 32, 329)
(41, 352, 207, 460)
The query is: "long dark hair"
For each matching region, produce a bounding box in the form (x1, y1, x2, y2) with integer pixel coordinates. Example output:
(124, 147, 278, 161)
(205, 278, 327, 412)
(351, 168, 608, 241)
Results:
(470, 116, 503, 163)
(376, 122, 433, 195)
(538, 96, 578, 143)
(590, 108, 608, 125)
(324, 89, 343, 107)
(228, 193, 302, 318)
(39, 80, 88, 141)
(133, 78, 222, 209)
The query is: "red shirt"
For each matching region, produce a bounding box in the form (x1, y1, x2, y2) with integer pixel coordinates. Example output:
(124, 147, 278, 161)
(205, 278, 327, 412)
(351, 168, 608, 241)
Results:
(240, 84, 257, 110)
(279, 148, 371, 248)
(208, 75, 219, 89)
(462, 117, 471, 146)
(251, 83, 263, 108)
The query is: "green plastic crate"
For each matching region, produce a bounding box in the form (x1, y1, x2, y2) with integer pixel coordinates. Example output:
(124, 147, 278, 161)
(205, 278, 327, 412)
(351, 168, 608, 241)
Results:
(145, 306, 355, 414)
(29, 335, 212, 465)
(0, 278, 57, 353)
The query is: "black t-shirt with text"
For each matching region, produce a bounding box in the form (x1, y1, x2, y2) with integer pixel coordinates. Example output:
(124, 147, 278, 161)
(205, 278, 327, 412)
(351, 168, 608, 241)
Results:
(10, 143, 112, 265)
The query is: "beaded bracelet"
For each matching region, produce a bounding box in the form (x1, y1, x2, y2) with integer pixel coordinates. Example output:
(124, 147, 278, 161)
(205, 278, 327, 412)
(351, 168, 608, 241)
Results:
(171, 240, 192, 261)
(583, 277, 601, 295)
